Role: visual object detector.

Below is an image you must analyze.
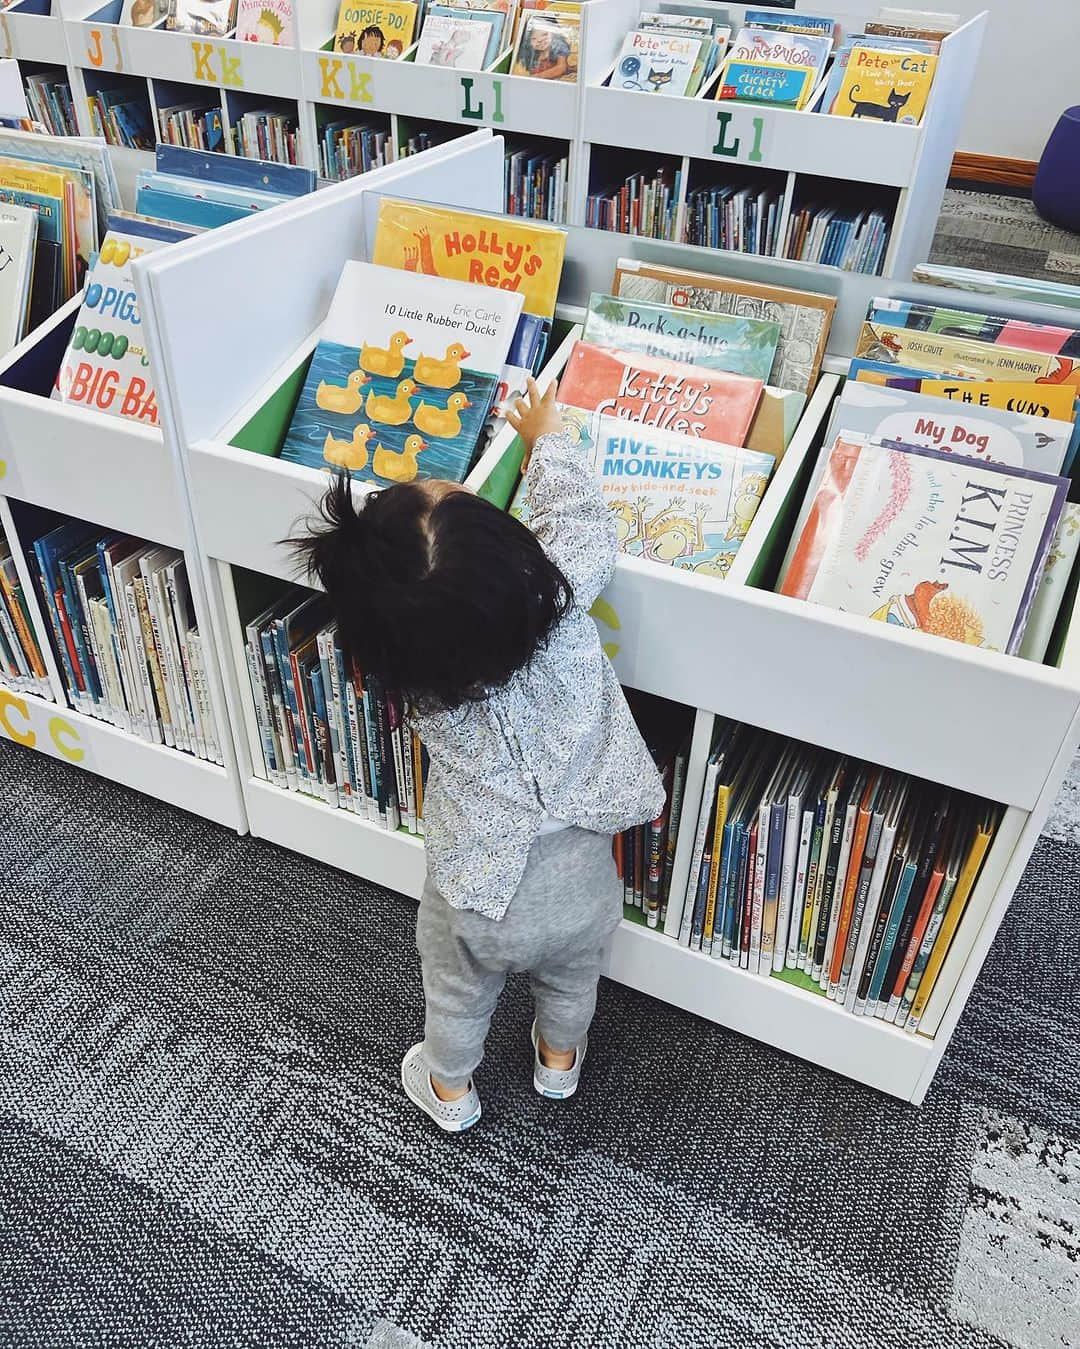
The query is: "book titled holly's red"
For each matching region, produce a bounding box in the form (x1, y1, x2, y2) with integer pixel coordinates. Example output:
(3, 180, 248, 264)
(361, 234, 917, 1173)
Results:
(556, 340, 764, 446)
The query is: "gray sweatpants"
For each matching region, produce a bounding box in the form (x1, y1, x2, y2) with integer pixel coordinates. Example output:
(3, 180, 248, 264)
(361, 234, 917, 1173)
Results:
(415, 826, 623, 1089)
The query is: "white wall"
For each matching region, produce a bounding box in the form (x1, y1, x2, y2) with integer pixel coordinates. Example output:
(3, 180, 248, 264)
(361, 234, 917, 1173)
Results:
(949, 0, 1079, 160)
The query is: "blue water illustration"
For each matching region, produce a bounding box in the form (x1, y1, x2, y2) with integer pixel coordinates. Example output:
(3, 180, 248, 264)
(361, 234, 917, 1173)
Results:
(282, 340, 496, 485)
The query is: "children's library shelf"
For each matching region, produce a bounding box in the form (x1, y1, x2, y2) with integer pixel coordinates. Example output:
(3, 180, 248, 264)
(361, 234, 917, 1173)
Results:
(4, 2, 987, 258)
(0, 291, 247, 831)
(108, 132, 1079, 1104)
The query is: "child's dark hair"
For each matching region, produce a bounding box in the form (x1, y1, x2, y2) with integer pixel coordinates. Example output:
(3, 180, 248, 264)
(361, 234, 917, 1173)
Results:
(293, 474, 572, 711)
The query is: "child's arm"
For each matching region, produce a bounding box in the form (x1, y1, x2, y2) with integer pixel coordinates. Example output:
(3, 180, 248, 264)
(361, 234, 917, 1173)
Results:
(507, 379, 617, 608)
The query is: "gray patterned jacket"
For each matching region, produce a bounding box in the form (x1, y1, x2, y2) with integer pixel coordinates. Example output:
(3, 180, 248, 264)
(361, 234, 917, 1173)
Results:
(413, 431, 667, 919)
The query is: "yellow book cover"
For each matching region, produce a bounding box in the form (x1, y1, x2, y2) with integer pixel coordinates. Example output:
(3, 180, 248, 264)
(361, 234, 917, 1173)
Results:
(0, 161, 66, 202)
(372, 198, 567, 318)
(834, 47, 938, 125)
(912, 379, 1077, 422)
(333, 0, 417, 55)
(907, 817, 994, 1028)
(702, 782, 731, 947)
(855, 320, 1080, 384)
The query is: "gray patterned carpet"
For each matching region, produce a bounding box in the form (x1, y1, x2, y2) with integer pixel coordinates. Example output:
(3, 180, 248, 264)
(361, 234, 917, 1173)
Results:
(0, 739, 1078, 1349)
(931, 189, 1080, 283)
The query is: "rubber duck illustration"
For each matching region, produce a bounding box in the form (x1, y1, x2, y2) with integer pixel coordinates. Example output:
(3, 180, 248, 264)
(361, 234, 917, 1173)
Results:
(366, 379, 418, 426)
(414, 342, 471, 389)
(414, 391, 472, 439)
(316, 369, 370, 416)
(322, 423, 373, 471)
(373, 434, 429, 483)
(359, 330, 412, 379)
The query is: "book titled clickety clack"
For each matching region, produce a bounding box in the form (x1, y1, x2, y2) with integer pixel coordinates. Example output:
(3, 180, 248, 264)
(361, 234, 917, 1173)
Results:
(557, 339, 764, 445)
(781, 436, 1069, 655)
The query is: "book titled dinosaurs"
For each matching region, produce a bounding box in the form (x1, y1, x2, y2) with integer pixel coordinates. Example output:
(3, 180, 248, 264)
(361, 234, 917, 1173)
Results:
(281, 261, 522, 486)
(556, 340, 764, 446)
(372, 199, 567, 318)
(781, 436, 1069, 655)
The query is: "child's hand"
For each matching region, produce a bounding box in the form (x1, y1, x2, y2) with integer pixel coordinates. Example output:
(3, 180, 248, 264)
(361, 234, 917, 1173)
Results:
(506, 378, 563, 470)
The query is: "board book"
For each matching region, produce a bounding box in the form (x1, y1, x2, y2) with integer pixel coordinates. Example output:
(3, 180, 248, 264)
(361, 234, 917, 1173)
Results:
(281, 260, 523, 485)
(827, 380, 1072, 475)
(372, 198, 567, 319)
(612, 257, 835, 396)
(584, 292, 780, 382)
(781, 436, 1069, 655)
(557, 340, 763, 445)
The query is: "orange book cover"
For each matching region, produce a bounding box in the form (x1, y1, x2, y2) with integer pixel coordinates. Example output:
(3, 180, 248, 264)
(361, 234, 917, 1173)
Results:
(556, 340, 763, 445)
(780, 436, 862, 599)
(892, 858, 946, 1000)
(828, 777, 876, 988)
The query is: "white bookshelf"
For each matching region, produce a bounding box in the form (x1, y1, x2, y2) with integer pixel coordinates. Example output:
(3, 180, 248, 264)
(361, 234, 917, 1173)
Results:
(125, 129, 1080, 1104)
(3, 1, 986, 274)
(0, 290, 246, 828)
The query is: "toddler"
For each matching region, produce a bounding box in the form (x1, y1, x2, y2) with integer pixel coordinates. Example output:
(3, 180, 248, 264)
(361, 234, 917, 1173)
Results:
(298, 381, 664, 1131)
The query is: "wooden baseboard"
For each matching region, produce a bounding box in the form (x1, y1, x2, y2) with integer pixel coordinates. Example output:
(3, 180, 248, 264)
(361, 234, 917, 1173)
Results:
(950, 152, 1037, 190)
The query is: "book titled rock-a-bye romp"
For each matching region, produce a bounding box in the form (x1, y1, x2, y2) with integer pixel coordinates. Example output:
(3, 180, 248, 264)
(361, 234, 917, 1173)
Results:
(781, 436, 1069, 655)
(282, 261, 523, 485)
(557, 340, 764, 445)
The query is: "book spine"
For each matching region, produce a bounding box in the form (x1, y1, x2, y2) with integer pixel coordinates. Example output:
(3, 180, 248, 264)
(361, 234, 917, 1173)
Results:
(246, 622, 280, 784)
(838, 813, 883, 1003)
(645, 807, 667, 930)
(661, 746, 688, 926)
(358, 669, 384, 824)
(760, 800, 785, 971)
(689, 844, 710, 950)
(823, 804, 859, 996)
(633, 825, 645, 911)
(149, 563, 190, 754)
(680, 761, 719, 946)
(317, 629, 343, 809)
(789, 806, 814, 968)
(775, 795, 802, 972)
(749, 809, 769, 973)
(327, 632, 354, 812)
(121, 579, 160, 744)
(133, 576, 171, 747)
(308, 660, 338, 808)
(167, 565, 206, 760)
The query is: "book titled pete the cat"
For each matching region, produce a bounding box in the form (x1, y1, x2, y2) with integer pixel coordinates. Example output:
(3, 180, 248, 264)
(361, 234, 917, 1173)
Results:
(557, 340, 764, 445)
(282, 261, 522, 486)
(781, 436, 1069, 655)
(584, 293, 781, 383)
(832, 46, 938, 125)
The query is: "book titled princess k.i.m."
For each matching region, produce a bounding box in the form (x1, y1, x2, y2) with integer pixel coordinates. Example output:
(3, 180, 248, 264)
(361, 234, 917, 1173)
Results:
(557, 340, 764, 445)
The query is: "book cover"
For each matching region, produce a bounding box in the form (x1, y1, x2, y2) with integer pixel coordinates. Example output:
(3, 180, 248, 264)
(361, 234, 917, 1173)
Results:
(416, 12, 495, 68)
(865, 376, 1078, 425)
(612, 257, 835, 395)
(829, 381, 1072, 475)
(718, 60, 813, 107)
(833, 46, 938, 125)
(429, 2, 505, 61)
(333, 0, 418, 55)
(584, 292, 781, 382)
(0, 201, 36, 354)
(819, 35, 937, 114)
(282, 260, 522, 484)
(1019, 502, 1080, 662)
(781, 436, 1069, 655)
(725, 25, 832, 72)
(122, 0, 170, 25)
(614, 30, 704, 96)
(557, 340, 763, 445)
(167, 0, 238, 36)
(866, 296, 1080, 357)
(373, 198, 567, 319)
(236, 0, 294, 43)
(512, 11, 580, 81)
(856, 320, 1080, 384)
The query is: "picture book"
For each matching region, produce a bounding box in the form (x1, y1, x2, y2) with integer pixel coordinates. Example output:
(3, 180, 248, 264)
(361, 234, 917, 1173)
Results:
(781, 436, 1069, 655)
(725, 25, 832, 72)
(866, 296, 1080, 357)
(52, 219, 191, 425)
(866, 13, 956, 42)
(1019, 503, 1080, 663)
(333, 0, 418, 55)
(832, 46, 938, 125)
(858, 374, 1078, 424)
(744, 9, 836, 38)
(512, 411, 775, 575)
(855, 320, 1080, 383)
(236, 0, 294, 43)
(718, 60, 814, 108)
(819, 35, 937, 114)
(613, 257, 835, 395)
(166, 0, 238, 36)
(416, 12, 495, 67)
(372, 198, 567, 319)
(512, 12, 580, 81)
(122, 0, 170, 26)
(557, 340, 763, 445)
(584, 292, 781, 382)
(614, 30, 705, 96)
(281, 261, 523, 485)
(0, 201, 37, 355)
(828, 381, 1072, 475)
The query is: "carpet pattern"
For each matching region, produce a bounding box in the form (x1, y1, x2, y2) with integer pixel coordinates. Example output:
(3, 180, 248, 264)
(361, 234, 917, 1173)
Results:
(0, 739, 1077, 1348)
(930, 189, 1080, 283)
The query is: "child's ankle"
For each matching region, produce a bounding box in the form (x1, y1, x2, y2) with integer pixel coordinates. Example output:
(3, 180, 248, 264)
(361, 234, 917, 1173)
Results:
(538, 1034, 575, 1072)
(430, 1074, 470, 1103)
